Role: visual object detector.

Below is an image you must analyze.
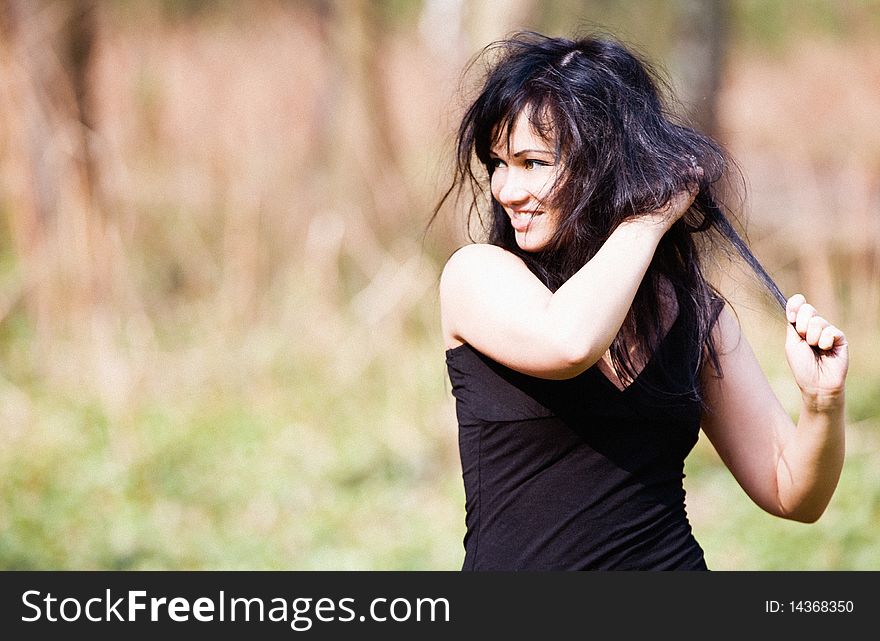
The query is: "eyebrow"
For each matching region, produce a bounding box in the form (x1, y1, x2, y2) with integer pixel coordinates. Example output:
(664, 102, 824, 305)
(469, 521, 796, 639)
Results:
(489, 148, 555, 158)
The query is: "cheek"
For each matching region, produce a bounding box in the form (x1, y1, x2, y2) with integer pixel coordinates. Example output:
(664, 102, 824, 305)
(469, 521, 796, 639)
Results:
(535, 171, 558, 199)
(547, 213, 561, 233)
(489, 173, 502, 200)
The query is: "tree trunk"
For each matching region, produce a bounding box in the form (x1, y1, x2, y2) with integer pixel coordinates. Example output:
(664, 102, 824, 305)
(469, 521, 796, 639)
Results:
(670, 0, 730, 138)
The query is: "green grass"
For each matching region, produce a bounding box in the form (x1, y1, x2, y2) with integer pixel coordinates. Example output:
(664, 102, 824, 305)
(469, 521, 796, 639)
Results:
(0, 267, 465, 570)
(0, 260, 877, 570)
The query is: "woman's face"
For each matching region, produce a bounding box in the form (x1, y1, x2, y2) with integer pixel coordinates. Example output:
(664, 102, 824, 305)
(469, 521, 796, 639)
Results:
(490, 110, 561, 252)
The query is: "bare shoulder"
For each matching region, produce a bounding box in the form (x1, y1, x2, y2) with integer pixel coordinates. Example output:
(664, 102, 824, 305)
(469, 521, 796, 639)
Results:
(439, 243, 545, 350)
(655, 275, 679, 327)
(711, 304, 745, 353)
(440, 243, 527, 295)
(441, 242, 517, 273)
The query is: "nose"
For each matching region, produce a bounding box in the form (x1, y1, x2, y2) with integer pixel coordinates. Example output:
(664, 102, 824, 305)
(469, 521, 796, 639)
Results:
(495, 170, 530, 207)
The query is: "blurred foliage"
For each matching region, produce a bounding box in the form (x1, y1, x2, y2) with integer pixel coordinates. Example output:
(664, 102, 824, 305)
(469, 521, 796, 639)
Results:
(734, 0, 880, 48)
(0, 0, 877, 570)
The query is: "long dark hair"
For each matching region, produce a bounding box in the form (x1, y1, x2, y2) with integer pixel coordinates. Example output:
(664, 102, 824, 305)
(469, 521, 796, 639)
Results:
(433, 32, 785, 394)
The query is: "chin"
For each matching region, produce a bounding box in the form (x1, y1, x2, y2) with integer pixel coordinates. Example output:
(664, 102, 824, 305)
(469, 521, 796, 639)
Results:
(515, 235, 550, 253)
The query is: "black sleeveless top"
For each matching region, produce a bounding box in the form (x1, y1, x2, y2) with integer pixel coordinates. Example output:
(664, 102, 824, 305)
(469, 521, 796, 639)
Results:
(445, 311, 709, 570)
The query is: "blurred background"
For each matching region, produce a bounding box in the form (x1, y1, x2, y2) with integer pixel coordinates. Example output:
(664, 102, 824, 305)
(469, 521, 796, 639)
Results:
(0, 0, 877, 570)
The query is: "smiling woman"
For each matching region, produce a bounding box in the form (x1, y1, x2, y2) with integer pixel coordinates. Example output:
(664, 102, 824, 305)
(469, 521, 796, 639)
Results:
(488, 111, 561, 252)
(433, 32, 849, 570)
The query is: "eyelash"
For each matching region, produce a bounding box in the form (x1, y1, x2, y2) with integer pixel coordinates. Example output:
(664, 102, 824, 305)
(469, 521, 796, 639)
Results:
(490, 158, 551, 169)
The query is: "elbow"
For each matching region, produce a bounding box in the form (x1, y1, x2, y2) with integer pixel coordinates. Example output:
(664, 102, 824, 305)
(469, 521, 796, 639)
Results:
(772, 496, 830, 524)
(549, 337, 602, 380)
(770, 456, 842, 524)
(784, 505, 827, 524)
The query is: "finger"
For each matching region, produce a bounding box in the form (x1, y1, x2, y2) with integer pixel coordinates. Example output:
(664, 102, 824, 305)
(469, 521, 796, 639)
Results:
(805, 315, 829, 345)
(674, 185, 697, 205)
(686, 155, 702, 180)
(786, 293, 806, 323)
(794, 302, 817, 335)
(818, 325, 845, 351)
(785, 321, 803, 350)
(661, 189, 697, 223)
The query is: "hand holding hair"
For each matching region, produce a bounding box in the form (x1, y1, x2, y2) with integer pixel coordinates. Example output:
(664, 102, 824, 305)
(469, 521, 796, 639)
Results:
(637, 165, 704, 230)
(784, 293, 849, 410)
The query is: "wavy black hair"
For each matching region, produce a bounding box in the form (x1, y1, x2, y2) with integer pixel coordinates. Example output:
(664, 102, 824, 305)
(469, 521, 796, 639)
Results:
(433, 32, 786, 394)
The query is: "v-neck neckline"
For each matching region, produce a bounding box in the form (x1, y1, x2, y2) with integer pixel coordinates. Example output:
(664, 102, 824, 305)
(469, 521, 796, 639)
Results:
(589, 313, 681, 394)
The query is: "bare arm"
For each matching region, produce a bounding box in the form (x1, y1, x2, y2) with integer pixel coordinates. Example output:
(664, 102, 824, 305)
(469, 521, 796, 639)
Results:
(700, 297, 848, 522)
(440, 190, 695, 380)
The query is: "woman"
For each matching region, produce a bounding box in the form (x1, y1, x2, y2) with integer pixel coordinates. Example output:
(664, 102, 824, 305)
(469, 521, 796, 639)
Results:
(436, 32, 848, 570)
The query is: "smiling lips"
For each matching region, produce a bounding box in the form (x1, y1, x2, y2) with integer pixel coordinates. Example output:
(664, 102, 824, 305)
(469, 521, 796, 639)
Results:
(509, 210, 543, 232)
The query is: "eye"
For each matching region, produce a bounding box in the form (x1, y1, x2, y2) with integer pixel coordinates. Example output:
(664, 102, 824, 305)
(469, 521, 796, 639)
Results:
(524, 159, 551, 170)
(489, 157, 507, 169)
